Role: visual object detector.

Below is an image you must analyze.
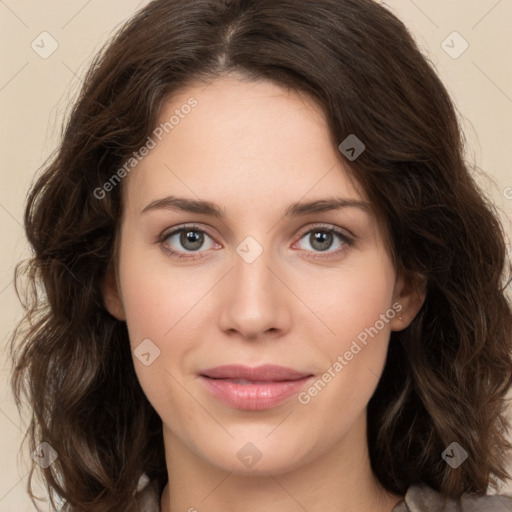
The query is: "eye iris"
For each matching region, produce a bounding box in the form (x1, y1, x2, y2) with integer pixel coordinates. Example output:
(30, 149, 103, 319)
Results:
(180, 230, 204, 251)
(310, 231, 333, 251)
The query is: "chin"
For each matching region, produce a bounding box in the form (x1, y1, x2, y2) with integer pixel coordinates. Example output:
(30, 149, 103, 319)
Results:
(198, 436, 315, 476)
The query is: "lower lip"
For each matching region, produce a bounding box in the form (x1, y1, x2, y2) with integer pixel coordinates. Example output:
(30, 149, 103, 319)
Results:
(200, 376, 313, 410)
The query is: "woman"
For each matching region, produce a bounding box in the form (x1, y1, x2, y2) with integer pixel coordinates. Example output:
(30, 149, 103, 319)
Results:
(10, 0, 512, 511)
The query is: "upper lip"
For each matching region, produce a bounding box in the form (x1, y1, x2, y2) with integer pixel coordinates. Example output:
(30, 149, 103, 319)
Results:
(200, 364, 312, 381)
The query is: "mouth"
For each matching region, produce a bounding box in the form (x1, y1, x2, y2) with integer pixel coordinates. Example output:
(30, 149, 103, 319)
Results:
(199, 364, 314, 410)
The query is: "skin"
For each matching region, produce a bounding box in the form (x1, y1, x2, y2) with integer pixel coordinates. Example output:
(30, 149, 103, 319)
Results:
(104, 74, 425, 512)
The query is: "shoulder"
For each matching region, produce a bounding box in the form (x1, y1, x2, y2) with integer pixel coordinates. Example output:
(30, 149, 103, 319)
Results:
(393, 484, 512, 512)
(133, 476, 512, 512)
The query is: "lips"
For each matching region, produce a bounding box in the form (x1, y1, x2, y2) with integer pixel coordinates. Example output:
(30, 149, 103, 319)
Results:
(199, 364, 313, 410)
(200, 364, 311, 381)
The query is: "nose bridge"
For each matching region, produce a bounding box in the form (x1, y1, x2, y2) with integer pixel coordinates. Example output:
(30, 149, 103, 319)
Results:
(235, 237, 273, 297)
(217, 234, 290, 338)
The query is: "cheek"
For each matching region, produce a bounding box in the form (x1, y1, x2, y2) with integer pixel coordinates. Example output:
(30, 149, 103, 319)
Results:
(304, 256, 396, 351)
(299, 257, 396, 407)
(117, 240, 218, 407)
(117, 241, 213, 347)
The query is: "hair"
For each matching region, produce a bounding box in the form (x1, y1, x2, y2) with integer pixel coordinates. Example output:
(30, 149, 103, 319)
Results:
(10, 0, 512, 510)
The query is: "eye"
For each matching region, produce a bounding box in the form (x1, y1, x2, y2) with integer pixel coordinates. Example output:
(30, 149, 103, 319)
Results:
(158, 223, 354, 261)
(159, 225, 218, 259)
(293, 224, 354, 258)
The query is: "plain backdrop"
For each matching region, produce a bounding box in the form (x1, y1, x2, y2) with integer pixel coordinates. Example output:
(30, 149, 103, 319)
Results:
(1, 0, 511, 509)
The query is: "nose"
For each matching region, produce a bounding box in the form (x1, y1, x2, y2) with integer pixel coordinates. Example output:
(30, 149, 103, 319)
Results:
(217, 244, 292, 341)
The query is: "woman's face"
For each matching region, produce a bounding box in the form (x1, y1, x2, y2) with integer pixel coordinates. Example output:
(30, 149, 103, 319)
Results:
(105, 75, 420, 476)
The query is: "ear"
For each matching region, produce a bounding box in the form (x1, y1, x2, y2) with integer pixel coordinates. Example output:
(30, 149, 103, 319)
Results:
(102, 269, 126, 321)
(390, 270, 426, 331)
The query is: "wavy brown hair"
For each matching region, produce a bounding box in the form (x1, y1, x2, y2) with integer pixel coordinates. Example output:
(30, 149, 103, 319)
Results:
(10, 0, 512, 510)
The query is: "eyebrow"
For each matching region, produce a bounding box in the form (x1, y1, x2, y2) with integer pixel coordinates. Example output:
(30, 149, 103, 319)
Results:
(140, 195, 371, 218)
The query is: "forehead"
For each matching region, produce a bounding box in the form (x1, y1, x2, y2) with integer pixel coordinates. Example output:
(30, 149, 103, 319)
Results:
(123, 75, 367, 215)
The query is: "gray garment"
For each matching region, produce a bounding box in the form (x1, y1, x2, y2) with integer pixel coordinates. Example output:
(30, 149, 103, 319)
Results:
(134, 475, 161, 512)
(135, 476, 512, 511)
(392, 484, 512, 511)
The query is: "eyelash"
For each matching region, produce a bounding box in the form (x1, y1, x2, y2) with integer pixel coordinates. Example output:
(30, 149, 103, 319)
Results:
(157, 223, 355, 261)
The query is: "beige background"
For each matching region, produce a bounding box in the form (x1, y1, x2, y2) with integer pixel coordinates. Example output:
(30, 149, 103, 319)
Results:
(1, 0, 511, 509)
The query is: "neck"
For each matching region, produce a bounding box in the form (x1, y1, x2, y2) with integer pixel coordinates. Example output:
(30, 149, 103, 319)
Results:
(160, 413, 402, 512)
